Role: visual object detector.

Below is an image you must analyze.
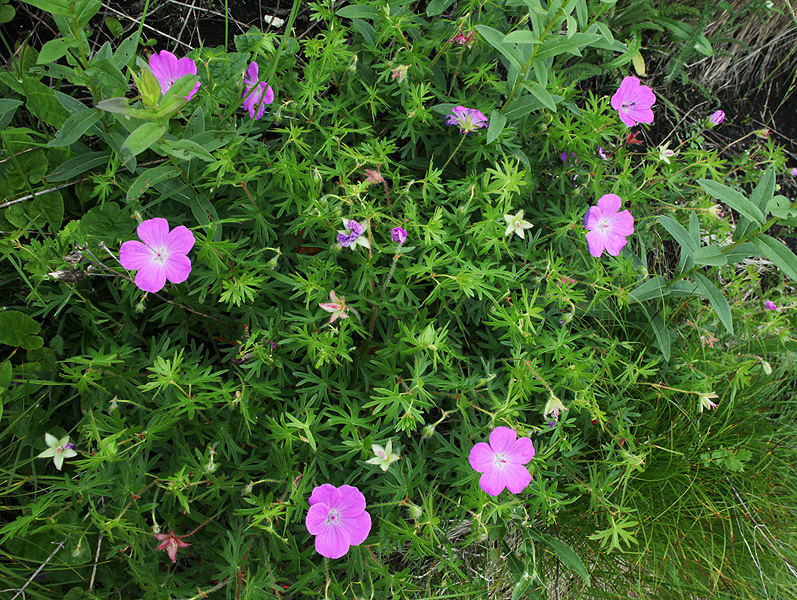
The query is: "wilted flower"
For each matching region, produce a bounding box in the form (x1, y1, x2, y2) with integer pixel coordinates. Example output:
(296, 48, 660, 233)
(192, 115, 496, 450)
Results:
(337, 219, 370, 249)
(391, 227, 408, 244)
(543, 396, 567, 426)
(319, 290, 349, 324)
(242, 62, 275, 120)
(119, 218, 195, 293)
(708, 110, 725, 125)
(611, 75, 656, 127)
(764, 300, 778, 310)
(37, 434, 78, 470)
(450, 31, 475, 48)
(468, 426, 535, 496)
(583, 194, 635, 258)
(391, 65, 410, 83)
(708, 204, 725, 219)
(364, 167, 385, 185)
(366, 439, 401, 471)
(698, 392, 719, 412)
(789, 168, 797, 177)
(504, 210, 534, 239)
(154, 530, 190, 563)
(445, 106, 489, 134)
(305, 484, 371, 559)
(148, 50, 200, 100)
(597, 146, 609, 161)
(656, 143, 677, 164)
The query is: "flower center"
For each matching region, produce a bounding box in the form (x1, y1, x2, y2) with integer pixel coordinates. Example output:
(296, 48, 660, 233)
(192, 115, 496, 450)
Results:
(326, 508, 340, 525)
(493, 452, 508, 467)
(622, 101, 636, 111)
(596, 217, 611, 231)
(56, 446, 64, 454)
(152, 246, 169, 264)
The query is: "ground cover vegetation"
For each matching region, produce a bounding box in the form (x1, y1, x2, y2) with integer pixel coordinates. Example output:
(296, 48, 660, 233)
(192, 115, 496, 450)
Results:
(2, 0, 797, 598)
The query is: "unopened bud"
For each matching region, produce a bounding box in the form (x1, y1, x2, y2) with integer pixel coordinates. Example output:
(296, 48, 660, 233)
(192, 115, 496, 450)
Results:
(761, 361, 772, 375)
(134, 302, 146, 313)
(421, 425, 435, 439)
(407, 503, 422, 519)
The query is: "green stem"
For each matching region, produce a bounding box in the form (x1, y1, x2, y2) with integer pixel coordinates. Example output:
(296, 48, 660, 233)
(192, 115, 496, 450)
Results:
(440, 136, 466, 172)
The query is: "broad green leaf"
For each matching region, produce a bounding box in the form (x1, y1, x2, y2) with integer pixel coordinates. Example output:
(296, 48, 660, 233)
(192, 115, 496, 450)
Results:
(22, 79, 69, 127)
(426, 0, 455, 17)
(0, 99, 23, 130)
(754, 234, 797, 282)
(161, 139, 216, 162)
(120, 123, 166, 161)
(535, 33, 602, 60)
(6, 190, 64, 233)
(692, 246, 728, 266)
(47, 151, 111, 182)
(504, 93, 561, 121)
(127, 165, 179, 202)
(336, 4, 381, 19)
(522, 81, 556, 111)
(694, 273, 733, 335)
(486, 110, 507, 144)
(651, 313, 671, 361)
(749, 167, 775, 212)
(37, 38, 73, 64)
(528, 530, 591, 586)
(0, 311, 43, 350)
(48, 108, 101, 147)
(659, 216, 696, 255)
(503, 30, 541, 45)
(725, 242, 758, 264)
(628, 275, 670, 303)
(20, 0, 72, 17)
(105, 16, 123, 37)
(0, 361, 12, 390)
(474, 25, 524, 71)
(75, 0, 101, 26)
(698, 179, 765, 224)
(0, 4, 16, 23)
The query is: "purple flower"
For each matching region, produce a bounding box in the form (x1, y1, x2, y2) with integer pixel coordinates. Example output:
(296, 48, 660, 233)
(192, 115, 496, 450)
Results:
(597, 147, 608, 161)
(242, 62, 275, 120)
(764, 301, 778, 310)
(610, 76, 656, 128)
(119, 218, 195, 293)
(305, 484, 372, 559)
(337, 219, 370, 250)
(148, 50, 200, 100)
(709, 110, 725, 125)
(583, 194, 635, 258)
(468, 426, 535, 496)
(445, 106, 489, 134)
(560, 151, 578, 166)
(789, 168, 797, 177)
(391, 227, 407, 244)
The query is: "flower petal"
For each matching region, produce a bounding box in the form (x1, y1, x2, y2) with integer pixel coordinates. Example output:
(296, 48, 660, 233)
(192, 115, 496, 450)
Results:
(596, 194, 622, 216)
(336, 485, 366, 518)
(54, 451, 65, 470)
(309, 483, 341, 507)
(503, 462, 532, 494)
(164, 253, 192, 285)
(166, 225, 195, 256)
(478, 466, 507, 496)
(119, 240, 156, 271)
(135, 263, 167, 293)
(609, 209, 635, 237)
(468, 442, 495, 473)
(602, 231, 629, 256)
(62, 448, 78, 459)
(506, 436, 535, 465)
(137, 218, 170, 250)
(45, 433, 59, 448)
(305, 503, 330, 535)
(339, 510, 371, 546)
(585, 229, 607, 258)
(314, 523, 350, 559)
(488, 426, 517, 454)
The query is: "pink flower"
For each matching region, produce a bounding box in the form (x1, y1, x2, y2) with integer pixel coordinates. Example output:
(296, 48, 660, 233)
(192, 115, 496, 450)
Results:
(468, 426, 535, 496)
(445, 106, 489, 134)
(789, 168, 797, 177)
(764, 301, 778, 310)
(154, 530, 190, 563)
(319, 290, 349, 324)
(364, 167, 385, 185)
(610, 76, 656, 128)
(391, 227, 407, 244)
(450, 31, 475, 48)
(305, 484, 372, 559)
(597, 147, 609, 161)
(709, 110, 725, 125)
(583, 194, 635, 258)
(242, 62, 275, 120)
(148, 50, 200, 100)
(119, 218, 195, 293)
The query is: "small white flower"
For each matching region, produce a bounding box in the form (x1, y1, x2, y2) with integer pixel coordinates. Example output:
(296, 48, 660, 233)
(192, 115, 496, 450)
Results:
(37, 433, 78, 470)
(657, 143, 677, 164)
(699, 392, 719, 412)
(504, 210, 534, 239)
(543, 396, 567, 425)
(366, 439, 400, 472)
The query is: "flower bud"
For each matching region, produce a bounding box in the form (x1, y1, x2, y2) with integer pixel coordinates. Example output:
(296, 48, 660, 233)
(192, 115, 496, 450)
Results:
(421, 424, 435, 439)
(407, 503, 422, 519)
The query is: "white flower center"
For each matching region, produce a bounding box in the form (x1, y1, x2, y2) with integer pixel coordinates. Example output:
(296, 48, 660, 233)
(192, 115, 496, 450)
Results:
(152, 246, 169, 264)
(622, 101, 636, 111)
(493, 452, 508, 468)
(596, 217, 611, 231)
(326, 508, 340, 525)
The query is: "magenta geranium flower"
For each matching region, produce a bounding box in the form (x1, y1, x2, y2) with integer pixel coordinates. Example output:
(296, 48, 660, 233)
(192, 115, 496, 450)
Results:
(148, 50, 200, 100)
(305, 484, 372, 559)
(583, 194, 635, 258)
(391, 227, 407, 244)
(709, 110, 725, 125)
(764, 301, 778, 310)
(610, 76, 656, 128)
(154, 530, 190, 563)
(119, 218, 195, 293)
(468, 426, 535, 496)
(242, 62, 275, 120)
(445, 106, 488, 134)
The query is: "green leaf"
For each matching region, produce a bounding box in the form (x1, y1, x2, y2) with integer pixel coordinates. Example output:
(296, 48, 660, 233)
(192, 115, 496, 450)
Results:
(120, 123, 166, 162)
(74, 0, 100, 25)
(692, 246, 728, 266)
(724, 242, 758, 264)
(503, 30, 541, 45)
(486, 110, 507, 144)
(47, 151, 111, 182)
(749, 167, 776, 212)
(651, 313, 671, 361)
(754, 234, 797, 282)
(0, 4, 16, 23)
(0, 99, 23, 129)
(628, 275, 670, 303)
(0, 311, 43, 350)
(6, 190, 64, 233)
(659, 215, 696, 255)
(105, 16, 123, 37)
(535, 32, 602, 60)
(426, 0, 455, 17)
(698, 179, 765, 225)
(36, 38, 74, 64)
(47, 108, 101, 147)
(127, 165, 179, 202)
(161, 139, 216, 162)
(474, 25, 524, 71)
(528, 530, 591, 586)
(694, 273, 733, 335)
(20, 0, 72, 17)
(336, 4, 381, 19)
(522, 81, 556, 111)
(0, 361, 11, 391)
(503, 93, 561, 121)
